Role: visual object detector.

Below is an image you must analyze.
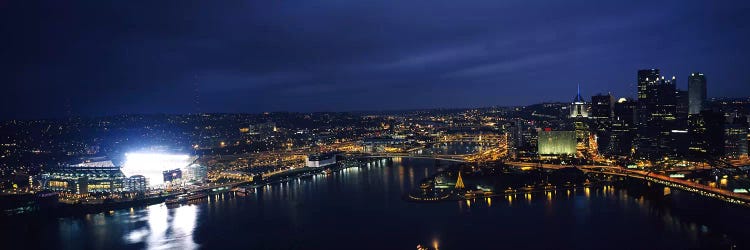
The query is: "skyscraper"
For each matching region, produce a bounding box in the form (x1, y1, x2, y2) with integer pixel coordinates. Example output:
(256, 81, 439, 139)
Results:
(688, 110, 725, 157)
(591, 93, 614, 119)
(609, 98, 637, 156)
(675, 89, 689, 119)
(570, 85, 593, 157)
(637, 69, 660, 126)
(570, 84, 589, 118)
(591, 93, 614, 153)
(635, 69, 678, 159)
(688, 72, 707, 115)
(724, 115, 749, 159)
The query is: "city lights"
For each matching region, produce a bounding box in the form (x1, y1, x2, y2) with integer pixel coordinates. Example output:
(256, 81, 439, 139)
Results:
(121, 153, 193, 186)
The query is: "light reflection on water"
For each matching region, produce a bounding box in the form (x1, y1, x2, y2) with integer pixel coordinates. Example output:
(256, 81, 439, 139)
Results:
(123, 204, 199, 250)
(43, 158, 743, 249)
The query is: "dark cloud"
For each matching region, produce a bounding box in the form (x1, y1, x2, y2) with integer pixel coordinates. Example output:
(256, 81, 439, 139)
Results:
(2, 0, 749, 118)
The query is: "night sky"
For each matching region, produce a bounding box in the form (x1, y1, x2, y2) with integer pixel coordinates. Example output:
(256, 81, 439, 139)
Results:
(2, 1, 749, 119)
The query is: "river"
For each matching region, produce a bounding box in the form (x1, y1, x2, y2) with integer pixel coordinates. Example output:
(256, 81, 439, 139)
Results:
(2, 157, 748, 249)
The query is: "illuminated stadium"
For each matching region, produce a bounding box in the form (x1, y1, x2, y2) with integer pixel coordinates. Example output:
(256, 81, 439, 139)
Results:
(121, 153, 197, 187)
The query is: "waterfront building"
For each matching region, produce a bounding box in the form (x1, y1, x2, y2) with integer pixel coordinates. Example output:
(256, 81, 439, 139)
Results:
(538, 130, 577, 156)
(41, 158, 126, 194)
(306, 153, 337, 168)
(184, 164, 208, 183)
(688, 72, 707, 115)
(124, 175, 148, 193)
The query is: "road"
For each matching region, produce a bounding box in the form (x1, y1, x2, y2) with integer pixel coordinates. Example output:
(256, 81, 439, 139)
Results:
(510, 163, 750, 206)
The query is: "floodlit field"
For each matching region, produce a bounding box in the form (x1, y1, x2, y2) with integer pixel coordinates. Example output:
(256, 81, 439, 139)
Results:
(121, 153, 191, 186)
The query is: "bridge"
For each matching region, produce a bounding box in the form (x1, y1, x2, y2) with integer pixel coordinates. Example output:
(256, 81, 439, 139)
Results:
(437, 133, 507, 143)
(351, 153, 468, 163)
(508, 162, 750, 207)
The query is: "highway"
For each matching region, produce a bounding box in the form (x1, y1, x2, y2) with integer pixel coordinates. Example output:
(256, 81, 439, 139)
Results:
(519, 163, 750, 207)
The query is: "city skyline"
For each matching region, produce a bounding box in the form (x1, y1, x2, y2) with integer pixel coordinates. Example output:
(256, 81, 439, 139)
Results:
(3, 2, 750, 250)
(0, 70, 746, 120)
(3, 1, 750, 119)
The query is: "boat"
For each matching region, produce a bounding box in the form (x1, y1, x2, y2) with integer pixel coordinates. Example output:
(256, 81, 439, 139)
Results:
(165, 193, 208, 206)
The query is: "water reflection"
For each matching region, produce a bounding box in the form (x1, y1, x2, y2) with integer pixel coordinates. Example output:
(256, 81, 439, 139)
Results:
(124, 204, 199, 249)
(38, 158, 744, 249)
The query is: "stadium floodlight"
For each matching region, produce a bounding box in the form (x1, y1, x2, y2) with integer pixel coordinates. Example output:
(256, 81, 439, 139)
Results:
(122, 153, 191, 187)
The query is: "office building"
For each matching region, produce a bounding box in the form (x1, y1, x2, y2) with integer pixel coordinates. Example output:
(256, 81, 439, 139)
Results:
(675, 89, 689, 119)
(591, 93, 614, 153)
(688, 110, 725, 157)
(637, 69, 660, 126)
(609, 98, 637, 156)
(538, 130, 577, 156)
(570, 85, 590, 118)
(724, 116, 749, 159)
(635, 69, 678, 159)
(591, 93, 614, 119)
(688, 72, 707, 115)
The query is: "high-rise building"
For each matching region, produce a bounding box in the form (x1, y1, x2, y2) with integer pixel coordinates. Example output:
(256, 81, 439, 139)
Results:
(635, 70, 678, 159)
(675, 89, 689, 119)
(672, 89, 690, 157)
(568, 85, 594, 157)
(591, 93, 614, 119)
(724, 115, 749, 159)
(508, 119, 525, 149)
(570, 85, 590, 118)
(591, 93, 614, 154)
(652, 76, 677, 122)
(613, 98, 637, 125)
(609, 98, 637, 156)
(637, 69, 660, 126)
(688, 72, 707, 115)
(688, 110, 725, 157)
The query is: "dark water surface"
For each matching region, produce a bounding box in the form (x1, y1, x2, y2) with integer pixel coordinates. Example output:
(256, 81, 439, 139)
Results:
(4, 158, 748, 250)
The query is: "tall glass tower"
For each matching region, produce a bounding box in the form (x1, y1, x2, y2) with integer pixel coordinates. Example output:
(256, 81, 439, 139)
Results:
(688, 72, 707, 115)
